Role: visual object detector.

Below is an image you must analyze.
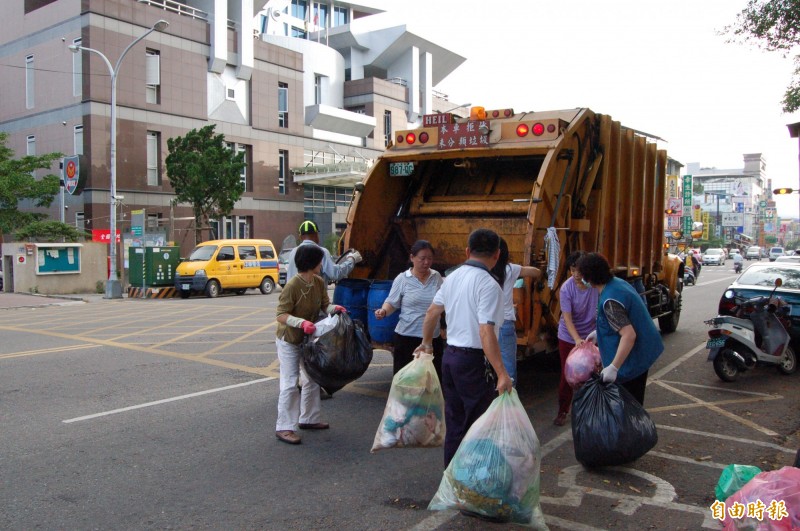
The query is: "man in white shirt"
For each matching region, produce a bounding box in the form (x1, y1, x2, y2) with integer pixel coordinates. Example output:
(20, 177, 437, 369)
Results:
(417, 228, 513, 467)
(286, 220, 362, 284)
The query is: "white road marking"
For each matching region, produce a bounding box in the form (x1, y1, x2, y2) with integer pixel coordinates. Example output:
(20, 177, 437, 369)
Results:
(657, 425, 796, 454)
(655, 380, 780, 397)
(649, 342, 706, 382)
(648, 451, 727, 469)
(62, 377, 275, 423)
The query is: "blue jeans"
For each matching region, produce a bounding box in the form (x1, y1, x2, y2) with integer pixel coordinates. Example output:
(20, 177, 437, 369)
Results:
(499, 319, 517, 386)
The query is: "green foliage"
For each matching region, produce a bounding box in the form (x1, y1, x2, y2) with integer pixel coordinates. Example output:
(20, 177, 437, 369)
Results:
(13, 220, 86, 242)
(725, 1, 800, 112)
(0, 132, 63, 234)
(765, 235, 778, 244)
(165, 125, 246, 244)
(323, 232, 340, 256)
(693, 182, 704, 195)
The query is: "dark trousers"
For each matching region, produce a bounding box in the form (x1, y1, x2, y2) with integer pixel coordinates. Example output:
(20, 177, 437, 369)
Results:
(441, 345, 496, 468)
(557, 339, 576, 415)
(392, 333, 443, 381)
(621, 370, 649, 406)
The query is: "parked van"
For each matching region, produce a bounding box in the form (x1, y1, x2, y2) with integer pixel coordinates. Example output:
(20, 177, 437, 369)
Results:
(174, 239, 278, 298)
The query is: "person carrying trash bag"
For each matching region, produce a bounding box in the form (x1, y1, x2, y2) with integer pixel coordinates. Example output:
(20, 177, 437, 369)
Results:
(274, 244, 347, 445)
(428, 389, 548, 529)
(577, 252, 663, 405)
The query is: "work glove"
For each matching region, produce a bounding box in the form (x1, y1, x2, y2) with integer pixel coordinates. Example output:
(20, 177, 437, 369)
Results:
(600, 364, 618, 383)
(585, 330, 597, 343)
(348, 250, 363, 264)
(301, 321, 316, 335)
(333, 305, 347, 314)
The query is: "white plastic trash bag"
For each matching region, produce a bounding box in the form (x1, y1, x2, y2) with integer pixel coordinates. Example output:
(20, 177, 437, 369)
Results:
(312, 313, 339, 337)
(370, 353, 445, 452)
(428, 389, 548, 529)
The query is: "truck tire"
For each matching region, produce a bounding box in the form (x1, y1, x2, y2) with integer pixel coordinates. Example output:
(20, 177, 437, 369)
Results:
(658, 286, 682, 334)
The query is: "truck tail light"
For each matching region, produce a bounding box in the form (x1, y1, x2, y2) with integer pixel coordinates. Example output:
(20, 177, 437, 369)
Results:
(392, 128, 439, 150)
(500, 119, 566, 143)
(532, 123, 545, 136)
(516, 124, 529, 137)
(405, 132, 416, 144)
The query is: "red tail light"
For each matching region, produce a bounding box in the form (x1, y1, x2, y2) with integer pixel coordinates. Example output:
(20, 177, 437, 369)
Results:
(419, 131, 429, 144)
(516, 124, 529, 137)
(532, 122, 545, 136)
(708, 329, 723, 338)
(405, 132, 416, 144)
(396, 134, 405, 144)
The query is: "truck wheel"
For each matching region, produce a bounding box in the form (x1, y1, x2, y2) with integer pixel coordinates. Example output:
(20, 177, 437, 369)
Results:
(658, 290, 681, 334)
(778, 347, 797, 375)
(713, 349, 739, 382)
(260, 277, 275, 295)
(179, 290, 191, 299)
(205, 280, 221, 298)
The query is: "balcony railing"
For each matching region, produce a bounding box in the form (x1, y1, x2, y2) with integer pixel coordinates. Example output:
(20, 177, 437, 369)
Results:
(136, 0, 208, 21)
(291, 161, 370, 177)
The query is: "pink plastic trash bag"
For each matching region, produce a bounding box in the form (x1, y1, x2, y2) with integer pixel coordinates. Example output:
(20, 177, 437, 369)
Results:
(564, 342, 601, 389)
(721, 466, 800, 530)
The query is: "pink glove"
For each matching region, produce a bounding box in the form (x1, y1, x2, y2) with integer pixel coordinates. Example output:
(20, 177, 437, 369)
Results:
(334, 305, 347, 314)
(301, 321, 316, 335)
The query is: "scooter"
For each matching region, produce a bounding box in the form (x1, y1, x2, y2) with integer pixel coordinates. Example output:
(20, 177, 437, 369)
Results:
(734, 261, 742, 274)
(705, 279, 797, 382)
(684, 267, 696, 286)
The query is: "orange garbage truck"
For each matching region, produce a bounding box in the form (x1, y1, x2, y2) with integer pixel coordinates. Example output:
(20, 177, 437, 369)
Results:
(341, 106, 683, 357)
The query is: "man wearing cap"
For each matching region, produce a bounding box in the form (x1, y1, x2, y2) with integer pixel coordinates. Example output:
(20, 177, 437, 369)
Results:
(286, 220, 362, 284)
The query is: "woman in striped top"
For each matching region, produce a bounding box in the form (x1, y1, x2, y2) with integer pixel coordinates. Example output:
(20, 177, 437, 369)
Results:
(374, 240, 445, 379)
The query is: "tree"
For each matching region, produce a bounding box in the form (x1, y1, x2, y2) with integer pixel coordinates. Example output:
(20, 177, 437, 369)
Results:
(0, 132, 63, 238)
(165, 125, 246, 244)
(725, 1, 800, 112)
(14, 220, 86, 242)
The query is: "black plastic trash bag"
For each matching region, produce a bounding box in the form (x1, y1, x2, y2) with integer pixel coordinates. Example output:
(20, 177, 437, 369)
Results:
(571, 374, 657, 467)
(302, 312, 373, 395)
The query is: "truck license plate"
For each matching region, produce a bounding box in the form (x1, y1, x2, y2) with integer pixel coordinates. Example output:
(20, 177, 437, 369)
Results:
(181, 284, 190, 290)
(706, 337, 726, 349)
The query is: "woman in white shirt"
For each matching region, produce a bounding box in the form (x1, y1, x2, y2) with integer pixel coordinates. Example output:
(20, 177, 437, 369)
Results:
(374, 240, 445, 378)
(491, 238, 542, 386)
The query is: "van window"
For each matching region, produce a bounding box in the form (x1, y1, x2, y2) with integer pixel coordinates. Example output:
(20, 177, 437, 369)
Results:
(217, 246, 235, 261)
(188, 245, 218, 261)
(238, 246, 257, 260)
(259, 245, 275, 259)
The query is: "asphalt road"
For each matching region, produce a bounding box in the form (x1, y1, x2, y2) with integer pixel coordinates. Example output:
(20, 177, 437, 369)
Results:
(0, 260, 798, 530)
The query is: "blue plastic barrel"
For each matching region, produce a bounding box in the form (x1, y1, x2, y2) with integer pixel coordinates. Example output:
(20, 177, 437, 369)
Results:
(333, 279, 370, 328)
(368, 280, 399, 344)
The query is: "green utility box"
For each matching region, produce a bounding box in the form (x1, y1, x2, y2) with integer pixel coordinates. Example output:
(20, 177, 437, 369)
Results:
(129, 246, 180, 287)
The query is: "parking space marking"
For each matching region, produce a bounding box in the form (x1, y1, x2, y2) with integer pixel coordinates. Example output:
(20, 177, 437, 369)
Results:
(649, 342, 705, 382)
(655, 380, 779, 397)
(648, 451, 727, 469)
(62, 377, 275, 423)
(149, 309, 269, 349)
(198, 321, 277, 357)
(653, 380, 779, 436)
(0, 343, 100, 360)
(657, 425, 797, 455)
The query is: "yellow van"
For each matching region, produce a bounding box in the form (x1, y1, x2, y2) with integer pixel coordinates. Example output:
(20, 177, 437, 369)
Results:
(174, 239, 278, 298)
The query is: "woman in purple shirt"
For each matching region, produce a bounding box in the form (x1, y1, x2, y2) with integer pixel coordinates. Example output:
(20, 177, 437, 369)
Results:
(554, 251, 598, 426)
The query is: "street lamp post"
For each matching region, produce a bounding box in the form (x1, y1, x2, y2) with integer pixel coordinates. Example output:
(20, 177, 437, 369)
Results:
(69, 19, 168, 299)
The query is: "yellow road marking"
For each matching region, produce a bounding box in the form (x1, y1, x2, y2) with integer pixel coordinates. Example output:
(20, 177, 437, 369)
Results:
(198, 321, 277, 357)
(0, 343, 100, 360)
(149, 309, 269, 348)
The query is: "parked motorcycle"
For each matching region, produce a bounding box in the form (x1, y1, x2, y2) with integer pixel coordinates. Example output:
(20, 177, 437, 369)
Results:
(705, 279, 797, 382)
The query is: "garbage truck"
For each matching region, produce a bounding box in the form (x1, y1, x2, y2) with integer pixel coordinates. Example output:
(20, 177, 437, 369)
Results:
(341, 106, 683, 357)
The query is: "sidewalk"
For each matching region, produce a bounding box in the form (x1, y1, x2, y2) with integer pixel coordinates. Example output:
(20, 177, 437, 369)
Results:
(0, 291, 105, 309)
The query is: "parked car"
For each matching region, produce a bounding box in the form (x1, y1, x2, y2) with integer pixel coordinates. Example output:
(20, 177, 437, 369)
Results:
(728, 249, 742, 260)
(703, 248, 726, 266)
(745, 246, 762, 260)
(718, 262, 800, 347)
(278, 247, 293, 287)
(769, 247, 786, 261)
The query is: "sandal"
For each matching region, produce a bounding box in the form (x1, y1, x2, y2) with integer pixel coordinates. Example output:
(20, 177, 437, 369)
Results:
(553, 412, 568, 426)
(276, 430, 301, 445)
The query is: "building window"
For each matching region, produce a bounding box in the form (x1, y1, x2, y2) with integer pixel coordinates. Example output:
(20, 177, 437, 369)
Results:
(147, 213, 160, 229)
(291, 0, 307, 20)
(75, 211, 85, 231)
(278, 82, 288, 128)
(384, 110, 392, 147)
(314, 74, 322, 105)
(278, 149, 288, 195)
(27, 135, 35, 156)
(237, 217, 250, 239)
(317, 4, 329, 28)
(72, 38, 82, 97)
(333, 6, 349, 26)
(25, 55, 34, 109)
(146, 131, 160, 186)
(226, 88, 235, 100)
(226, 142, 250, 191)
(145, 49, 161, 104)
(303, 185, 354, 215)
(73, 125, 83, 155)
(346, 105, 366, 114)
